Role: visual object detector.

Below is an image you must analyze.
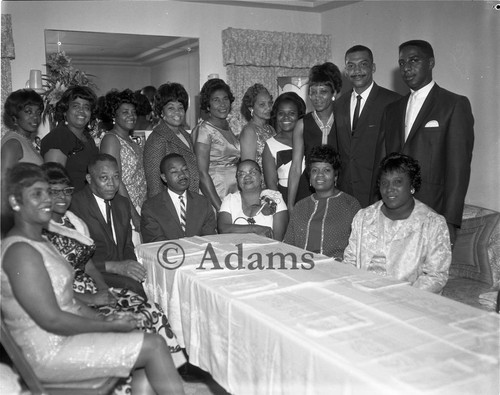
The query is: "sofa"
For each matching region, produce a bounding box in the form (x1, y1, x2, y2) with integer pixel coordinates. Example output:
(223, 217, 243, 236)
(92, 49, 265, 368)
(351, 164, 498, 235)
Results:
(441, 204, 500, 311)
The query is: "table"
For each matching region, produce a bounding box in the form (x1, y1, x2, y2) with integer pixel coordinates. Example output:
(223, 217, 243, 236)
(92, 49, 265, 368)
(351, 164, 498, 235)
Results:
(136, 234, 499, 395)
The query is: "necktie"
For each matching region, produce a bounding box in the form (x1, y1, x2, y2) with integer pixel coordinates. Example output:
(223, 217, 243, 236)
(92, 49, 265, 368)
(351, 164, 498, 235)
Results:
(352, 94, 362, 133)
(405, 92, 416, 141)
(179, 195, 186, 233)
(105, 200, 113, 234)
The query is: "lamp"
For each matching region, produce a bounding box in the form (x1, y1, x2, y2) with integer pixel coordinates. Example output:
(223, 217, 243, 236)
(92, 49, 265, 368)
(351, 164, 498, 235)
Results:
(26, 69, 45, 94)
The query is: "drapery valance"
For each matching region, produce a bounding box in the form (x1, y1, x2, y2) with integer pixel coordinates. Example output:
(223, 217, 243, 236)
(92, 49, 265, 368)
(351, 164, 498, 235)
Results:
(222, 27, 331, 135)
(222, 28, 331, 68)
(1, 14, 15, 136)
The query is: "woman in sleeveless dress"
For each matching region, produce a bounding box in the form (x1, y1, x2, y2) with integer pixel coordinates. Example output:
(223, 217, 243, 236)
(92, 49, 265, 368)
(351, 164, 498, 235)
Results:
(194, 78, 240, 211)
(1, 89, 44, 235)
(239, 84, 275, 172)
(100, 89, 146, 234)
(262, 92, 306, 205)
(287, 62, 343, 207)
(1, 163, 184, 394)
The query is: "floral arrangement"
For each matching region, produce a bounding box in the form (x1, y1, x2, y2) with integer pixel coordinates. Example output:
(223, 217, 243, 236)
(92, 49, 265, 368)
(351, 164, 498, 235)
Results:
(41, 51, 96, 126)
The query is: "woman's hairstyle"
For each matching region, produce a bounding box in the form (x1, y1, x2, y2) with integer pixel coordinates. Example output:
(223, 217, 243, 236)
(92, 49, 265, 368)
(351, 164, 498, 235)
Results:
(306, 145, 341, 173)
(308, 62, 343, 94)
(270, 92, 306, 130)
(103, 89, 137, 121)
(240, 83, 272, 121)
(134, 91, 153, 116)
(199, 78, 235, 112)
(5, 163, 47, 203)
(377, 152, 422, 192)
(41, 162, 72, 186)
(237, 159, 262, 173)
(154, 82, 189, 116)
(54, 85, 98, 124)
(3, 89, 44, 129)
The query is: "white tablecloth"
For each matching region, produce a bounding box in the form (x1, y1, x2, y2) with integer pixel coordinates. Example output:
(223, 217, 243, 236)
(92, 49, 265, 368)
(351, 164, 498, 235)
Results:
(136, 234, 499, 395)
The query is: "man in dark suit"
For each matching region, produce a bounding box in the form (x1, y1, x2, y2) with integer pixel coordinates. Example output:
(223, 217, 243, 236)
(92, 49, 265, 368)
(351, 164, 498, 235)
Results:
(377, 40, 474, 244)
(333, 45, 401, 207)
(70, 153, 146, 296)
(141, 153, 216, 243)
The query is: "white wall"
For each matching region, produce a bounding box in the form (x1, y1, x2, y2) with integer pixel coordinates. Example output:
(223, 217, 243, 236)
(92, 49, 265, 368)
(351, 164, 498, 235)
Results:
(2, 0, 321, 92)
(322, 1, 500, 212)
(151, 50, 200, 128)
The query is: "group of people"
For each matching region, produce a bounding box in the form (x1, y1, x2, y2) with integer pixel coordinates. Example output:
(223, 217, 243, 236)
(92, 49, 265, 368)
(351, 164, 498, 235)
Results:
(1, 39, 473, 392)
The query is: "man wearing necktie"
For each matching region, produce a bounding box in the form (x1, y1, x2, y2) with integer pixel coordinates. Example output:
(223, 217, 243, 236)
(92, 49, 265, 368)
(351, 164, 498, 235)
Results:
(141, 153, 216, 243)
(71, 153, 147, 297)
(333, 45, 401, 207)
(377, 40, 474, 245)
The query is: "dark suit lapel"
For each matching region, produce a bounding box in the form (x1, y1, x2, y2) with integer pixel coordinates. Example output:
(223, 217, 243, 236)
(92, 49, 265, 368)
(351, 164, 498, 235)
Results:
(405, 85, 439, 147)
(356, 84, 378, 129)
(110, 197, 126, 247)
(86, 187, 114, 242)
(340, 91, 353, 136)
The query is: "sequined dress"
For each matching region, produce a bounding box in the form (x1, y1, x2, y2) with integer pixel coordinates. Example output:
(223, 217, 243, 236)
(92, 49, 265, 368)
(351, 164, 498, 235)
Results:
(1, 236, 143, 382)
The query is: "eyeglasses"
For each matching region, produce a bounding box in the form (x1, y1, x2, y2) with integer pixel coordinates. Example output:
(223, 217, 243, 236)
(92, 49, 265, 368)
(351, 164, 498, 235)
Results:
(49, 187, 75, 197)
(236, 169, 260, 178)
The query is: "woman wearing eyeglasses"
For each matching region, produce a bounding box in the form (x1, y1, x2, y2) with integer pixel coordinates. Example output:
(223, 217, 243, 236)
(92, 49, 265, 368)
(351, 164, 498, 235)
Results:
(217, 159, 288, 240)
(40, 162, 186, 375)
(40, 86, 99, 192)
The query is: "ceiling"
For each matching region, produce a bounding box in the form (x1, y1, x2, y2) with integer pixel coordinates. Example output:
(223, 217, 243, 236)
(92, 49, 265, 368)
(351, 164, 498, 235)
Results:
(44, 1, 355, 67)
(183, 0, 359, 12)
(45, 30, 199, 67)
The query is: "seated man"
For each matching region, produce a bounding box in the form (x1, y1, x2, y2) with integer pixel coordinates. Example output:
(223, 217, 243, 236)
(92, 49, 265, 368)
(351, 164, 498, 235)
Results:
(70, 153, 146, 297)
(141, 153, 216, 243)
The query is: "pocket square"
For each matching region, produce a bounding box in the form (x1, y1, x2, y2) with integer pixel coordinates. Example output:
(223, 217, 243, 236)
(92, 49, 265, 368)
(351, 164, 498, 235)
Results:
(424, 120, 439, 128)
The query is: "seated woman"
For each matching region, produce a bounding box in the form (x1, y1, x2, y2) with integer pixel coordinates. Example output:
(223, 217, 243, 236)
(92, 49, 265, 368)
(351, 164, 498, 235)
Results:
(284, 145, 361, 259)
(343, 153, 451, 293)
(40, 162, 185, 368)
(218, 160, 288, 241)
(1, 163, 184, 394)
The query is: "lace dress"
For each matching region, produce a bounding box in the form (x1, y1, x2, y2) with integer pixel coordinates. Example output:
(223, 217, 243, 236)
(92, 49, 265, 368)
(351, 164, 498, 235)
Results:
(1, 236, 143, 382)
(105, 132, 147, 209)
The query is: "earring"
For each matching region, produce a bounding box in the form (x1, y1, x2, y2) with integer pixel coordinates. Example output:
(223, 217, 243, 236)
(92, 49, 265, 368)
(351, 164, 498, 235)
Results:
(112, 118, 115, 125)
(411, 188, 415, 194)
(250, 108, 254, 117)
(12, 205, 20, 212)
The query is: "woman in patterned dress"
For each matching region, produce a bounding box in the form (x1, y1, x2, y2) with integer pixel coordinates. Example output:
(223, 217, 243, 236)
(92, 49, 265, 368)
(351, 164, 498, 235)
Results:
(143, 82, 199, 198)
(100, 89, 146, 232)
(1, 162, 184, 394)
(239, 83, 275, 172)
(194, 78, 240, 210)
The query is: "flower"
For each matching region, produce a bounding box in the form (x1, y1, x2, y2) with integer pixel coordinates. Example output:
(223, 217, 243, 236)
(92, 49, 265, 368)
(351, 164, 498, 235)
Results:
(41, 51, 96, 127)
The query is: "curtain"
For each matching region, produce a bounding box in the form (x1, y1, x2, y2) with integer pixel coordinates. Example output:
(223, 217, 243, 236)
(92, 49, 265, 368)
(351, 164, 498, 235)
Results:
(1, 14, 15, 137)
(222, 27, 331, 135)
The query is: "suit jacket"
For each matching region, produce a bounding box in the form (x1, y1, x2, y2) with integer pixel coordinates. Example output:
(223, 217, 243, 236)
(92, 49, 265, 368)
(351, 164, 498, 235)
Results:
(333, 83, 401, 207)
(143, 120, 200, 198)
(141, 189, 216, 243)
(377, 84, 474, 227)
(70, 186, 145, 295)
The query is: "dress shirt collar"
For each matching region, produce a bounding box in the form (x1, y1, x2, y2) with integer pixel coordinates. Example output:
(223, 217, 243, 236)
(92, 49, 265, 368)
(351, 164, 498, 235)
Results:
(168, 188, 188, 218)
(352, 81, 374, 102)
(410, 80, 435, 99)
